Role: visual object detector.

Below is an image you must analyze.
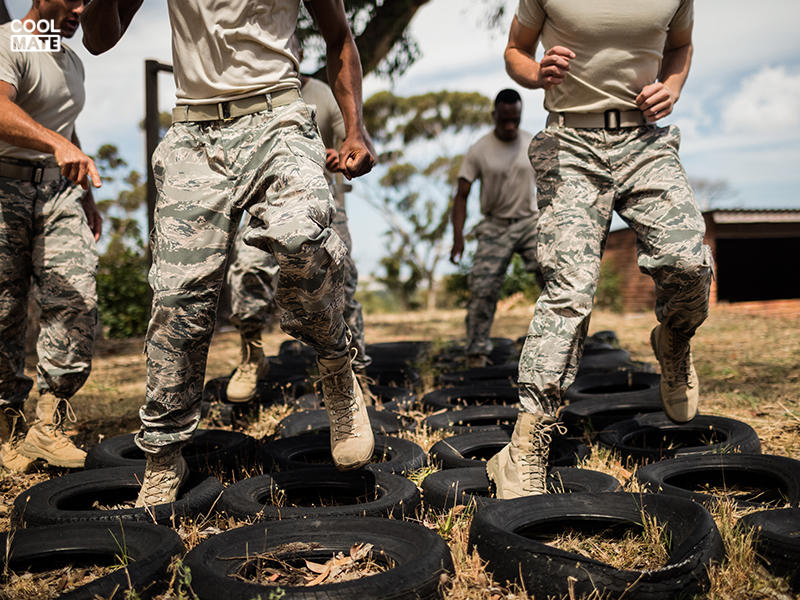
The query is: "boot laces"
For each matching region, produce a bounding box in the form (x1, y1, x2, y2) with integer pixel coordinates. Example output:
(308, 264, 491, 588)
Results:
(521, 420, 565, 492)
(48, 399, 78, 447)
(231, 338, 265, 381)
(665, 329, 692, 386)
(318, 350, 359, 441)
(139, 454, 185, 505)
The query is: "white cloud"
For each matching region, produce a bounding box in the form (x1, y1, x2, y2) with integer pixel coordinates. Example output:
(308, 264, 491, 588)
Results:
(720, 66, 800, 134)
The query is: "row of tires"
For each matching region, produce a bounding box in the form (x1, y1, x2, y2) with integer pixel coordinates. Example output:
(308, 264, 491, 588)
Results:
(5, 495, 798, 599)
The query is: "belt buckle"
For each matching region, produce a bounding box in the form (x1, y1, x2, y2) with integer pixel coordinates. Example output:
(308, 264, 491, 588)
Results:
(31, 166, 44, 184)
(604, 109, 621, 129)
(218, 101, 232, 121)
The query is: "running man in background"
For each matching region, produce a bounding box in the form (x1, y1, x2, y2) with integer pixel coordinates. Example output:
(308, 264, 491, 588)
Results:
(81, 0, 376, 506)
(450, 89, 540, 369)
(488, 0, 712, 498)
(225, 34, 372, 404)
(0, 0, 102, 471)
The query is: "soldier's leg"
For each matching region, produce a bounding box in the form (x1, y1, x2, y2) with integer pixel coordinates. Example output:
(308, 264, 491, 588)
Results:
(615, 125, 713, 422)
(137, 122, 239, 458)
(21, 179, 98, 468)
(516, 214, 543, 288)
(330, 201, 371, 371)
(240, 101, 371, 469)
(0, 178, 35, 470)
(466, 219, 515, 365)
(489, 128, 613, 498)
(225, 216, 278, 402)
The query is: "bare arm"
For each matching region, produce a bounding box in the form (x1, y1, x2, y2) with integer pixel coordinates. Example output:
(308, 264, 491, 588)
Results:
(0, 81, 100, 190)
(636, 28, 693, 122)
(80, 0, 144, 55)
(304, 0, 375, 179)
(450, 178, 472, 265)
(504, 16, 574, 90)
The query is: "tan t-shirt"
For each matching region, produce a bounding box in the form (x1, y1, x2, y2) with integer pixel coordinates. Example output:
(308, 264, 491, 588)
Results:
(0, 24, 85, 162)
(516, 0, 693, 113)
(168, 0, 301, 104)
(458, 130, 536, 220)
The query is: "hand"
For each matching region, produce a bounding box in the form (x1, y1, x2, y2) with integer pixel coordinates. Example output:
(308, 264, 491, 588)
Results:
(450, 236, 464, 265)
(636, 82, 678, 122)
(325, 148, 340, 173)
(338, 128, 376, 179)
(536, 46, 575, 89)
(53, 140, 102, 190)
(80, 189, 103, 242)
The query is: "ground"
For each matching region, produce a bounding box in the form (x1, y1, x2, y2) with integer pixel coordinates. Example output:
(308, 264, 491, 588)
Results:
(1, 304, 799, 599)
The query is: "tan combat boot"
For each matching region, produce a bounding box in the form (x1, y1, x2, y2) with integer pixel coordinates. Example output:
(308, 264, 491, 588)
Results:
(0, 406, 34, 472)
(486, 411, 557, 499)
(318, 351, 374, 470)
(650, 324, 699, 423)
(135, 445, 188, 507)
(20, 392, 85, 468)
(226, 329, 269, 403)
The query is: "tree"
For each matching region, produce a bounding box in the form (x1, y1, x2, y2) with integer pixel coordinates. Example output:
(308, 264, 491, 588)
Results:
(691, 177, 736, 211)
(296, 0, 507, 80)
(362, 90, 493, 310)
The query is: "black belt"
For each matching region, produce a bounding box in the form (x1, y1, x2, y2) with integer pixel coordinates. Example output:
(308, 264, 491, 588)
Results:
(0, 158, 61, 183)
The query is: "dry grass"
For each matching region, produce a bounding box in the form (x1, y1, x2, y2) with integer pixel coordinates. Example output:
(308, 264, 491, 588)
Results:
(1, 307, 799, 599)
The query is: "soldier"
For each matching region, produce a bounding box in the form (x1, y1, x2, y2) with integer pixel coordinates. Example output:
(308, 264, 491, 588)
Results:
(488, 0, 713, 498)
(450, 89, 540, 369)
(0, 0, 102, 471)
(225, 35, 372, 404)
(82, 0, 376, 506)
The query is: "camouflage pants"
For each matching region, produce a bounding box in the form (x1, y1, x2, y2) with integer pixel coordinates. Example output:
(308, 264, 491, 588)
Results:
(226, 193, 371, 368)
(138, 99, 348, 453)
(518, 124, 713, 416)
(0, 176, 97, 407)
(466, 215, 539, 357)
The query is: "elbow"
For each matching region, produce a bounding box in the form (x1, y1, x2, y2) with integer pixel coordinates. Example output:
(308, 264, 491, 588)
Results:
(82, 33, 113, 55)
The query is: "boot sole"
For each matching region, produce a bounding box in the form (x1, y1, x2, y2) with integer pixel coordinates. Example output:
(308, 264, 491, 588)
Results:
(19, 443, 85, 468)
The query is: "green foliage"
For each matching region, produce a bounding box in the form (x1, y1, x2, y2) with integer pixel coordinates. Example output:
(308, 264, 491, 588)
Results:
(440, 254, 541, 309)
(595, 259, 624, 313)
(97, 246, 150, 338)
(92, 143, 151, 338)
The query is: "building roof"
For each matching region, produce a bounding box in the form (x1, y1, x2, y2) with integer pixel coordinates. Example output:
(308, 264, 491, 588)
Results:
(705, 208, 800, 224)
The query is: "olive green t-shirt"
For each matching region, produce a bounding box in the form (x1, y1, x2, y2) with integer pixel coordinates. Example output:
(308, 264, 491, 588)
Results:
(0, 23, 85, 162)
(458, 130, 537, 220)
(515, 0, 693, 113)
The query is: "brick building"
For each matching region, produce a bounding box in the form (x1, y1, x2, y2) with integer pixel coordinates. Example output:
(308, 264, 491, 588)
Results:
(601, 209, 800, 314)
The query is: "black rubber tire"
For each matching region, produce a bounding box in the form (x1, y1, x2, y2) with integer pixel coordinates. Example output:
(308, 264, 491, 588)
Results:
(279, 339, 316, 360)
(428, 430, 589, 469)
(438, 363, 518, 387)
(366, 341, 432, 364)
(203, 372, 309, 403)
(184, 516, 453, 600)
(422, 406, 519, 434)
(576, 348, 632, 374)
(597, 413, 761, 464)
(12, 466, 223, 527)
(421, 467, 620, 512)
(562, 371, 663, 434)
(85, 428, 259, 473)
(293, 385, 417, 413)
(739, 508, 800, 591)
(634, 453, 800, 509)
(433, 337, 516, 366)
(261, 433, 427, 475)
(421, 386, 520, 410)
(0, 521, 183, 600)
(219, 467, 420, 520)
(469, 492, 724, 600)
(278, 407, 411, 438)
(365, 363, 423, 390)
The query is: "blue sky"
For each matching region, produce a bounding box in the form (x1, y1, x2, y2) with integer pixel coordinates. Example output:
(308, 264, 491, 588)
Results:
(6, 0, 800, 278)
